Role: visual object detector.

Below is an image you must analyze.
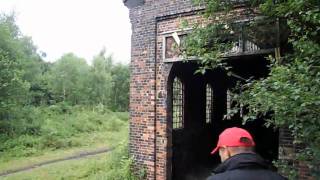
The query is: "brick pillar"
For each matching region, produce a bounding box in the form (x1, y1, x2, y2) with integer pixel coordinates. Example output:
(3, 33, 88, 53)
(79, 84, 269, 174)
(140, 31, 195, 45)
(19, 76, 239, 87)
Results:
(129, 6, 157, 178)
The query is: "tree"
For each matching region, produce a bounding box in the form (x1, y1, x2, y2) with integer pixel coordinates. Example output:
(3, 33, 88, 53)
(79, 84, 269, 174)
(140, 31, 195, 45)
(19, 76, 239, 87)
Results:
(0, 14, 21, 60)
(111, 63, 130, 111)
(49, 53, 90, 105)
(0, 14, 31, 114)
(0, 14, 37, 135)
(184, 0, 320, 178)
(0, 50, 29, 119)
(0, 13, 48, 107)
(87, 50, 114, 106)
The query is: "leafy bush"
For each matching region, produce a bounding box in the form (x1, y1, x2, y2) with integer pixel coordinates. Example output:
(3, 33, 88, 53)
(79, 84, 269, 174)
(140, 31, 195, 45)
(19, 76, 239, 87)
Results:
(0, 135, 41, 159)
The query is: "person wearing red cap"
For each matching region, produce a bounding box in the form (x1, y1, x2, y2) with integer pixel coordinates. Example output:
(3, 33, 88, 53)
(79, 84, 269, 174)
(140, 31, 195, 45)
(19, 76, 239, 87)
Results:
(206, 127, 287, 180)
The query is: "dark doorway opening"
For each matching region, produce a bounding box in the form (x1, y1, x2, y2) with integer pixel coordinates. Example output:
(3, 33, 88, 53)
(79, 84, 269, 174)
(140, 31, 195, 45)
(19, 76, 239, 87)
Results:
(168, 55, 279, 180)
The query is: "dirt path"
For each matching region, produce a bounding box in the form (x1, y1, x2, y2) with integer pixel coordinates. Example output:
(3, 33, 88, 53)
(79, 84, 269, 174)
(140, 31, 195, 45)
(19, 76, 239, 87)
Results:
(0, 147, 112, 177)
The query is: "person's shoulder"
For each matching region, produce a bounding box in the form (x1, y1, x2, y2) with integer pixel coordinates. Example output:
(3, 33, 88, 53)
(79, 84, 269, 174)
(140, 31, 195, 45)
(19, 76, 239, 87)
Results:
(206, 173, 226, 180)
(246, 168, 288, 180)
(206, 169, 287, 180)
(269, 171, 288, 180)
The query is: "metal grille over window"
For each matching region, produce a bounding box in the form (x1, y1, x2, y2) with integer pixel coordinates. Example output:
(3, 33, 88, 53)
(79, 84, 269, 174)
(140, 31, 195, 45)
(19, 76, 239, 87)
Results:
(173, 77, 184, 129)
(206, 84, 213, 124)
(226, 90, 232, 120)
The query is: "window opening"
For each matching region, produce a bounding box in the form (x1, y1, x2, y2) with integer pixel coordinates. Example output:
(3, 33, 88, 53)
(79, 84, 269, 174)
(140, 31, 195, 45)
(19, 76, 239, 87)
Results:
(206, 84, 213, 124)
(226, 89, 244, 119)
(226, 89, 232, 120)
(173, 77, 184, 129)
(240, 102, 244, 118)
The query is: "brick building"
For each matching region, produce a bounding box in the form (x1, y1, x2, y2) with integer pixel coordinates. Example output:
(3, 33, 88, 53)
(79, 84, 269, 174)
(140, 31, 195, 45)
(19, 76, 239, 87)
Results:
(123, 0, 311, 179)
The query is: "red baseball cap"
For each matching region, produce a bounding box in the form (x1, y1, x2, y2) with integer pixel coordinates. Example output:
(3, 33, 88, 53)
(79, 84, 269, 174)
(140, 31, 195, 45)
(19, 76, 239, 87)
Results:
(211, 127, 255, 154)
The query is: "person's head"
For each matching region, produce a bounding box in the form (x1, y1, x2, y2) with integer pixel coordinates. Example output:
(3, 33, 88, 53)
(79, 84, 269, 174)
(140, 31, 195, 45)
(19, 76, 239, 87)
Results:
(211, 127, 255, 162)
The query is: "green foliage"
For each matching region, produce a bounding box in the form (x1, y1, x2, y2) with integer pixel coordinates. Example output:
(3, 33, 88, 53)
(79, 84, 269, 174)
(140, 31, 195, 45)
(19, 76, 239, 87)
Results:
(0, 13, 45, 107)
(273, 159, 298, 179)
(0, 11, 132, 179)
(46, 50, 129, 110)
(182, 22, 235, 73)
(0, 105, 128, 160)
(48, 53, 90, 105)
(89, 141, 145, 180)
(2, 140, 145, 180)
(0, 50, 29, 119)
(110, 63, 130, 111)
(86, 49, 130, 111)
(239, 57, 320, 174)
(0, 13, 129, 128)
(0, 14, 32, 121)
(240, 0, 320, 177)
(0, 13, 22, 60)
(185, 0, 320, 178)
(87, 51, 114, 106)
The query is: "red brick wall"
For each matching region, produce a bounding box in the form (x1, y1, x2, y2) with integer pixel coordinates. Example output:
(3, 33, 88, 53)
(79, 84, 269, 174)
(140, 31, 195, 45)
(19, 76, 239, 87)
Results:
(127, 1, 203, 179)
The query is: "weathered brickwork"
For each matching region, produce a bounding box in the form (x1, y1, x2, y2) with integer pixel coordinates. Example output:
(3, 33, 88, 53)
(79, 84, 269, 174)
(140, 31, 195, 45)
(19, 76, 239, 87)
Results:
(124, 0, 314, 179)
(127, 1, 204, 179)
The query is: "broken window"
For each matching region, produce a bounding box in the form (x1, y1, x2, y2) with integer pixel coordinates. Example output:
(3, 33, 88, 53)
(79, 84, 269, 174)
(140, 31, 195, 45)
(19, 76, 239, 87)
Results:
(206, 84, 213, 124)
(164, 33, 187, 61)
(173, 77, 184, 129)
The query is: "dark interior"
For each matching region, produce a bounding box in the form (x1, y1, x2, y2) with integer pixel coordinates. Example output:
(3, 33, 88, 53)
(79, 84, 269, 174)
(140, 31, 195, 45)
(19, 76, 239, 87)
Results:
(168, 55, 279, 180)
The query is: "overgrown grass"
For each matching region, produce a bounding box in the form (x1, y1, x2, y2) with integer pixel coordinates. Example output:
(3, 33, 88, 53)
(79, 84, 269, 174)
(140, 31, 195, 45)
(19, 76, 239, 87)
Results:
(0, 104, 142, 180)
(0, 104, 128, 163)
(2, 140, 144, 180)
